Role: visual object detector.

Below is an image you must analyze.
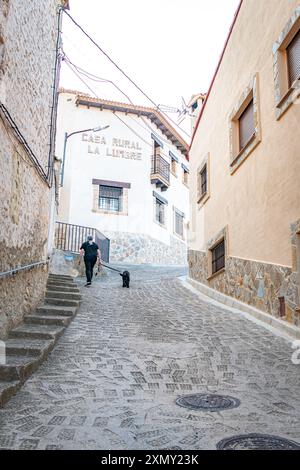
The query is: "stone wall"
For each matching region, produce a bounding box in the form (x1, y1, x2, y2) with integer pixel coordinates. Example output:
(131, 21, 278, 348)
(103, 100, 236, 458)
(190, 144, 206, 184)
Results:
(0, 0, 62, 339)
(0, 0, 59, 170)
(188, 249, 300, 327)
(106, 231, 187, 265)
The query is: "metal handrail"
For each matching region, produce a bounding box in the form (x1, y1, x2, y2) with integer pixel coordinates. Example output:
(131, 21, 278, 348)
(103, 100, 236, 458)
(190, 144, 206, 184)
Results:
(55, 221, 110, 262)
(0, 259, 49, 279)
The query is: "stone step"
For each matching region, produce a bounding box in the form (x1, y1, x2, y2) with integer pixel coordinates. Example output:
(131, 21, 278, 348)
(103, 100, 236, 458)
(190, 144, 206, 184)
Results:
(25, 314, 72, 327)
(0, 381, 21, 408)
(47, 280, 78, 287)
(49, 274, 74, 281)
(4, 338, 54, 357)
(0, 272, 80, 408)
(46, 284, 80, 293)
(36, 304, 77, 316)
(44, 297, 80, 307)
(48, 278, 77, 284)
(45, 290, 81, 300)
(0, 355, 41, 382)
(9, 324, 65, 341)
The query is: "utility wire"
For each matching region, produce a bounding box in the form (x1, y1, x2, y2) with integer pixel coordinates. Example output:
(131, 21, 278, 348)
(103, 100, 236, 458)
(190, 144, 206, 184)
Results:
(62, 56, 186, 152)
(0, 103, 50, 184)
(64, 60, 99, 97)
(64, 63, 177, 163)
(62, 9, 190, 139)
(113, 114, 153, 148)
(63, 55, 132, 103)
(0, 114, 35, 170)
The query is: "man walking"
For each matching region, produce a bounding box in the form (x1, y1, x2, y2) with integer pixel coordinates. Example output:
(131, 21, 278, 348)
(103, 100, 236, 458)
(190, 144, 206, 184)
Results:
(79, 235, 101, 287)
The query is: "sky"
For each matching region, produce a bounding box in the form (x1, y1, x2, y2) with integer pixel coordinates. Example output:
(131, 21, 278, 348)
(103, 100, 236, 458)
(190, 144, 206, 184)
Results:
(60, 0, 241, 138)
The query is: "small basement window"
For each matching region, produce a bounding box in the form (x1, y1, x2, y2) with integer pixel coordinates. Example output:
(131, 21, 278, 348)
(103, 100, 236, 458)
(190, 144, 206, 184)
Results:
(211, 239, 225, 275)
(278, 296, 286, 317)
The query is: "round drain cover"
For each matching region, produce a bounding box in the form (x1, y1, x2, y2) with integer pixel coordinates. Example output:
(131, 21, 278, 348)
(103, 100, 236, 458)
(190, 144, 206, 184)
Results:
(217, 434, 300, 450)
(175, 393, 240, 411)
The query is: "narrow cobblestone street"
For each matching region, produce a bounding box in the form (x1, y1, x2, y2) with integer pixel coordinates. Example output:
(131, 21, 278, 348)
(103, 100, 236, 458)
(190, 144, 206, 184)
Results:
(0, 266, 299, 450)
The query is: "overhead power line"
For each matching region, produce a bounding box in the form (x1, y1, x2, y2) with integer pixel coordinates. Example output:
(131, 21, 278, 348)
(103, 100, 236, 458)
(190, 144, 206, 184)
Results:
(62, 63, 179, 162)
(0, 103, 50, 185)
(65, 61, 188, 158)
(62, 54, 132, 103)
(62, 9, 190, 139)
(64, 60, 99, 97)
(62, 56, 184, 150)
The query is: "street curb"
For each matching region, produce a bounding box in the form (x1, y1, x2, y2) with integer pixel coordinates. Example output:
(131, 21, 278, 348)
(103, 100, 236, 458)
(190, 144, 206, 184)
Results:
(179, 276, 300, 343)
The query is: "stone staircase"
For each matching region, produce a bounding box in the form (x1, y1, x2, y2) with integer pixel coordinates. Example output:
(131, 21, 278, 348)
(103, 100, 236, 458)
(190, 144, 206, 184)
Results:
(0, 273, 81, 408)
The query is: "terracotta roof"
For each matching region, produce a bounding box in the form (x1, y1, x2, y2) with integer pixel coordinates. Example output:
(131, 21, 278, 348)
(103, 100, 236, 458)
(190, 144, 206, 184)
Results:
(190, 0, 244, 150)
(59, 88, 189, 158)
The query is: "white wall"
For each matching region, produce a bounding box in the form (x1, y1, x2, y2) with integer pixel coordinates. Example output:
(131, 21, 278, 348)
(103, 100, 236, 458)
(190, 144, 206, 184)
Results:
(56, 92, 189, 247)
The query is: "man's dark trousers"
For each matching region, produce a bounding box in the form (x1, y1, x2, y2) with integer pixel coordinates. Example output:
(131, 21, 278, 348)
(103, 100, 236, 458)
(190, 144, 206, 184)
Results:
(84, 256, 97, 283)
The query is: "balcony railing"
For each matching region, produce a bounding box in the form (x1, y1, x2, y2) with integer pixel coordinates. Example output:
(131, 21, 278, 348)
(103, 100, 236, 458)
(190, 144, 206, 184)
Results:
(151, 155, 170, 190)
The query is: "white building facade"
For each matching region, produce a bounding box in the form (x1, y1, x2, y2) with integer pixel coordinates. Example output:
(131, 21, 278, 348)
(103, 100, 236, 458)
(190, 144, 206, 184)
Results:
(56, 90, 190, 265)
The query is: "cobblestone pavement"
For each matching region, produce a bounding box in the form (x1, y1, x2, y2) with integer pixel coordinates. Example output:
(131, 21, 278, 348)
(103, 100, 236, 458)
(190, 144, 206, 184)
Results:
(0, 265, 300, 450)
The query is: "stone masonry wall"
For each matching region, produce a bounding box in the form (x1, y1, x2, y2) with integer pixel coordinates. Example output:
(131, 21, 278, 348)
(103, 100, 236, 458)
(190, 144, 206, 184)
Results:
(0, 0, 59, 170)
(106, 231, 187, 265)
(0, 1, 62, 339)
(188, 249, 300, 327)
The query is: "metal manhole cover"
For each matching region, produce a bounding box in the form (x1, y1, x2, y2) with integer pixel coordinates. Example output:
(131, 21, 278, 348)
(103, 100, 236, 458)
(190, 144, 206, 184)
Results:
(216, 434, 300, 450)
(175, 393, 240, 411)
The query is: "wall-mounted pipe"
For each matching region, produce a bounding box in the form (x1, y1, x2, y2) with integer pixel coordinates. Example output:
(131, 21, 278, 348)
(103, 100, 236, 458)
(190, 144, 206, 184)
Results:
(0, 259, 49, 279)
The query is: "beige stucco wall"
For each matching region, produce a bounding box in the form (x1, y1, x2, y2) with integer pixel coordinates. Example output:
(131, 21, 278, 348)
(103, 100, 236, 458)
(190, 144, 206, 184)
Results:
(0, 0, 61, 339)
(189, 0, 300, 268)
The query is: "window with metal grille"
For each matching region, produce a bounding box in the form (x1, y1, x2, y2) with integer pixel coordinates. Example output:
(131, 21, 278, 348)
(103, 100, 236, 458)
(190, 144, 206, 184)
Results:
(174, 211, 184, 237)
(211, 239, 225, 274)
(155, 199, 165, 225)
(287, 29, 300, 87)
(99, 185, 122, 212)
(238, 99, 255, 151)
(200, 164, 207, 196)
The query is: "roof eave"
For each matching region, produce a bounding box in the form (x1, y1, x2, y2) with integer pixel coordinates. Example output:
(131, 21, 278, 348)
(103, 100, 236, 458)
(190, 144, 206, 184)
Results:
(75, 96, 189, 158)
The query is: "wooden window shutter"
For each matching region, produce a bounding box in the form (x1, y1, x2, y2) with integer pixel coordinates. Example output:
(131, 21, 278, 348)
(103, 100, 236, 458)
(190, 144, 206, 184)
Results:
(287, 29, 300, 87)
(238, 99, 254, 151)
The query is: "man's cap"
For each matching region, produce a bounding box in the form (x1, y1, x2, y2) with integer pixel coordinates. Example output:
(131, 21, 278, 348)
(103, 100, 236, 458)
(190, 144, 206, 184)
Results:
(87, 235, 93, 241)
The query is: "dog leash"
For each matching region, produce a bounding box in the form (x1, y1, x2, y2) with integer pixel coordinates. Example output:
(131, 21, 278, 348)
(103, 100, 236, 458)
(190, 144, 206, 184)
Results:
(100, 262, 123, 274)
(78, 258, 123, 275)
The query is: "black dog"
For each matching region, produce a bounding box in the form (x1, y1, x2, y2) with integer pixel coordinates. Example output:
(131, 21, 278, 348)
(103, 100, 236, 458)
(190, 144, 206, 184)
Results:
(120, 270, 130, 288)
